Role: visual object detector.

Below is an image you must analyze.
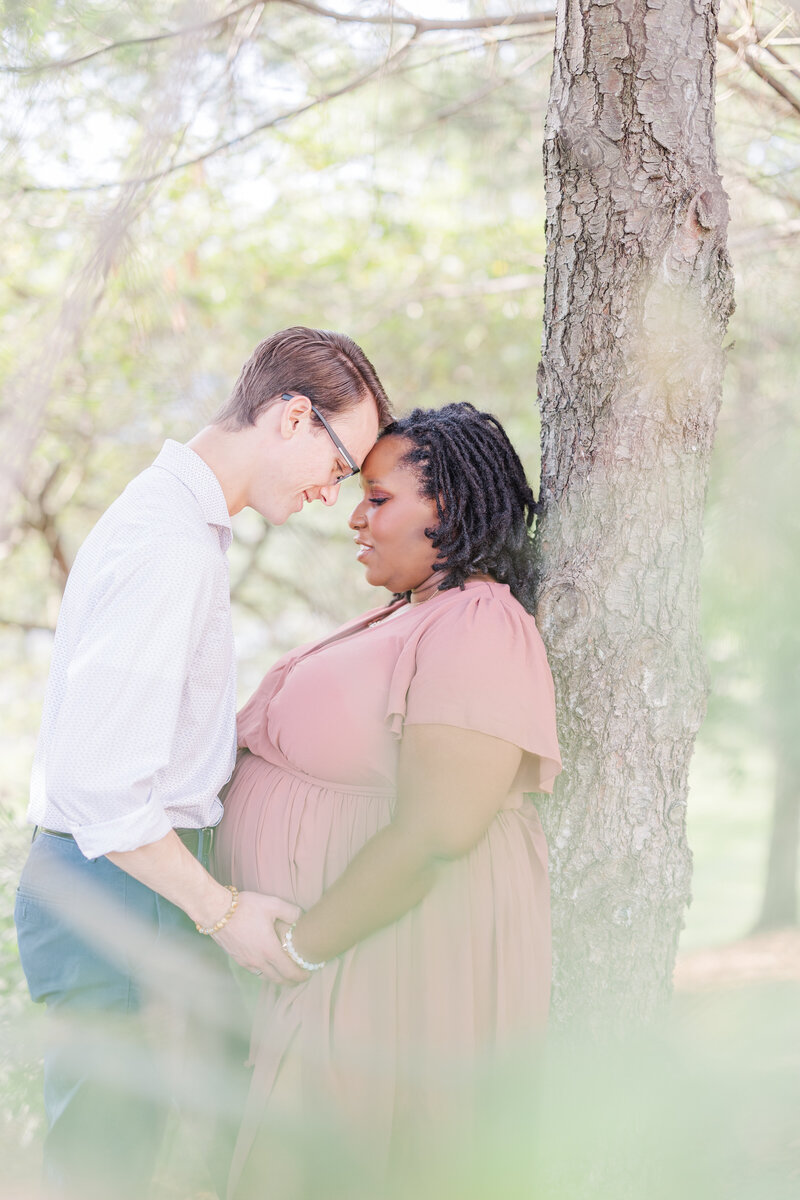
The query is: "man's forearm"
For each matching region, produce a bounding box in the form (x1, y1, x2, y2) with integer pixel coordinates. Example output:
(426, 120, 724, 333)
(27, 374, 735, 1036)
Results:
(289, 822, 439, 965)
(107, 831, 233, 929)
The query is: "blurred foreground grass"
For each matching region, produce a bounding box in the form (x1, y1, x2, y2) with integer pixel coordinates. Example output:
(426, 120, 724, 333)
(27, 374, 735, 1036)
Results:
(0, 631, 794, 1198)
(0, 958, 797, 1199)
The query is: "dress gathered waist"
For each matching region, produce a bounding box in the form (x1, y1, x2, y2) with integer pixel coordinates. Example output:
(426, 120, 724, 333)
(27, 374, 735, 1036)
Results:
(236, 745, 397, 800)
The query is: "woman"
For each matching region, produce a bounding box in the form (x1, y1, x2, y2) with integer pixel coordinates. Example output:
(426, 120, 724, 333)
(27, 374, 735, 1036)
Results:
(214, 403, 561, 1197)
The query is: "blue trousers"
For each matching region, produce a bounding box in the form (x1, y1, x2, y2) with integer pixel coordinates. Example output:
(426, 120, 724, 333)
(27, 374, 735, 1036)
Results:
(15, 831, 249, 1199)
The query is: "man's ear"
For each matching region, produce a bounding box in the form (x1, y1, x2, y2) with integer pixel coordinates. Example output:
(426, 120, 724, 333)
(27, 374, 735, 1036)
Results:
(278, 393, 313, 440)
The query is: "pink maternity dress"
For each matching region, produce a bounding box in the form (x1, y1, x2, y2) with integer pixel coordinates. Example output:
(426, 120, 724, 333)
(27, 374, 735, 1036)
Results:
(214, 578, 561, 1193)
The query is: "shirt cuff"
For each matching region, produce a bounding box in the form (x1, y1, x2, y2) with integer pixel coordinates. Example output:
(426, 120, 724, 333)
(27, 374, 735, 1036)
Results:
(71, 795, 174, 859)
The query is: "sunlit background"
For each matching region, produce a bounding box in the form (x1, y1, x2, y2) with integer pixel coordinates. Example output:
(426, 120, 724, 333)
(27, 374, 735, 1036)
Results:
(1, 1, 798, 1195)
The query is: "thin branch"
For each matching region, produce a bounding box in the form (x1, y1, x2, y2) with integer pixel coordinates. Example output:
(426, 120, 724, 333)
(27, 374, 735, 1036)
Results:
(16, 24, 553, 196)
(0, 18, 215, 534)
(1, 3, 558, 75)
(425, 272, 544, 299)
(403, 41, 553, 133)
(729, 216, 800, 246)
(373, 25, 553, 83)
(20, 35, 417, 193)
(764, 42, 800, 88)
(233, 563, 335, 616)
(0, 1, 264, 74)
(719, 30, 800, 117)
(756, 9, 796, 50)
(231, 528, 272, 596)
(278, 1, 557, 33)
(718, 16, 800, 87)
(718, 70, 799, 122)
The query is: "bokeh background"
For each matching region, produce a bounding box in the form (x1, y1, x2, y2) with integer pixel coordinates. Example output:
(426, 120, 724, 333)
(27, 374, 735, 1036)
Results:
(1, 2, 798, 1195)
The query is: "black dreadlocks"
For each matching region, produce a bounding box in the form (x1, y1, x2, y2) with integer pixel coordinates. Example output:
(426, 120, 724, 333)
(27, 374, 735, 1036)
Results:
(379, 402, 540, 613)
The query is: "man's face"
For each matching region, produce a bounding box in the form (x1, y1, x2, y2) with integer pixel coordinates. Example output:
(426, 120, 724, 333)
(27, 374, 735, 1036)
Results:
(251, 395, 380, 525)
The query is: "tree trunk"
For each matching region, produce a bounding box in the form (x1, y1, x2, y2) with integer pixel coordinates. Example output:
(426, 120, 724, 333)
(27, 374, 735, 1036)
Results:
(534, 0, 735, 1030)
(754, 740, 800, 931)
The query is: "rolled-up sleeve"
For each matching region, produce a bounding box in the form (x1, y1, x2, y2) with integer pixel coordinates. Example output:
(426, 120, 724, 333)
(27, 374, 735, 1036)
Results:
(47, 538, 218, 858)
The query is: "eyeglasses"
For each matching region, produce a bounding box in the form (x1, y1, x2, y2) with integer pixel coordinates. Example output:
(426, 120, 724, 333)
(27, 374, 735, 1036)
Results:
(281, 393, 360, 484)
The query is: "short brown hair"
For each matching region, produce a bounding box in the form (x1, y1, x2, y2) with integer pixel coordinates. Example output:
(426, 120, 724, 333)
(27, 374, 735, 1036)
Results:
(214, 327, 391, 430)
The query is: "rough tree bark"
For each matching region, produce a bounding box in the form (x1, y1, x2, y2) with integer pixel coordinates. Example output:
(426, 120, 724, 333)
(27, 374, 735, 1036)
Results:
(534, 0, 735, 1029)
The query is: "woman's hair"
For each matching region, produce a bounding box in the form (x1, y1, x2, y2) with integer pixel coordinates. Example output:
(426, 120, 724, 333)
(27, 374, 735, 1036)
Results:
(380, 402, 540, 611)
(214, 326, 392, 430)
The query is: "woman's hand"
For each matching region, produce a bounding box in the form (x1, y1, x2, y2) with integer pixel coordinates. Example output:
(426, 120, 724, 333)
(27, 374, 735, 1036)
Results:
(277, 725, 524, 965)
(273, 917, 312, 984)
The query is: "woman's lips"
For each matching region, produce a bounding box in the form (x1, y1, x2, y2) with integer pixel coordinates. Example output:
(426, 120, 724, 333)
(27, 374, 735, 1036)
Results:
(354, 539, 373, 561)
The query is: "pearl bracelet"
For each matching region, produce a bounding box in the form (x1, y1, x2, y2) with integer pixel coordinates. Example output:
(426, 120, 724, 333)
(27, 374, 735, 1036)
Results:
(281, 923, 326, 972)
(195, 885, 239, 935)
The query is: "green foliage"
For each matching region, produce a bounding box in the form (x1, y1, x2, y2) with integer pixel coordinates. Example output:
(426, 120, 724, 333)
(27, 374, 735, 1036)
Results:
(1, 0, 799, 1189)
(701, 74, 800, 893)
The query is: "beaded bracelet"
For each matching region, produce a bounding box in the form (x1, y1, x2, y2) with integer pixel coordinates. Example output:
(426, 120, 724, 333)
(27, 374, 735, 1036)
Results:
(281, 923, 326, 972)
(195, 885, 239, 935)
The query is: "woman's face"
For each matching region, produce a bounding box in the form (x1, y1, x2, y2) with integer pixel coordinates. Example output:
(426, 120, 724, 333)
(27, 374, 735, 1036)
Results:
(348, 436, 440, 594)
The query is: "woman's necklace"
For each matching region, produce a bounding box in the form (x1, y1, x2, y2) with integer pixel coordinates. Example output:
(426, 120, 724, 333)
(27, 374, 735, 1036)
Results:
(368, 602, 414, 629)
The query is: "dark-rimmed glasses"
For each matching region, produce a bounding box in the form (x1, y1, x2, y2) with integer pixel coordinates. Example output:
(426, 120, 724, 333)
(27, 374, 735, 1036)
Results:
(281, 392, 360, 484)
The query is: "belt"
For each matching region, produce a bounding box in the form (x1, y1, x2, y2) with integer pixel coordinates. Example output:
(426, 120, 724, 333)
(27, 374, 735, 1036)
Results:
(36, 826, 74, 841)
(34, 825, 216, 861)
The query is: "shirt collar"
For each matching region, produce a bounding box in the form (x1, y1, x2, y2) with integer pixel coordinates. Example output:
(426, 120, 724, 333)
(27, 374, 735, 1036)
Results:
(153, 440, 233, 552)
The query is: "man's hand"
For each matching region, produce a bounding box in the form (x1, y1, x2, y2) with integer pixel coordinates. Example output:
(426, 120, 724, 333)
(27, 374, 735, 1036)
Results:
(214, 892, 307, 984)
(107, 831, 307, 983)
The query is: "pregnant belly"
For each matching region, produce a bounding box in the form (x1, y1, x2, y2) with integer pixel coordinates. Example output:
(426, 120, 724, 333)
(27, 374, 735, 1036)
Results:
(212, 751, 395, 911)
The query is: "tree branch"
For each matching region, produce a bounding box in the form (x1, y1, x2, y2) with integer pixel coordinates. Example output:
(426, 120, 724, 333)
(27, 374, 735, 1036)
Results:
(729, 216, 800, 247)
(2, 3, 558, 75)
(400, 41, 553, 136)
(20, 35, 417, 193)
(0, 1, 264, 74)
(13, 7, 798, 198)
(764, 41, 800, 88)
(719, 30, 800, 117)
(278, 1, 556, 33)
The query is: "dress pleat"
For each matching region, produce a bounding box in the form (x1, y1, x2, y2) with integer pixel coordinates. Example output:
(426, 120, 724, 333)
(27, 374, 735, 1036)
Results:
(213, 580, 561, 1197)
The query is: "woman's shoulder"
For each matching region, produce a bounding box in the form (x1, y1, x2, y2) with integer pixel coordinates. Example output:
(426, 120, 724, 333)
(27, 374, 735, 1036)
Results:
(402, 578, 547, 670)
(392, 577, 561, 789)
(421, 577, 536, 631)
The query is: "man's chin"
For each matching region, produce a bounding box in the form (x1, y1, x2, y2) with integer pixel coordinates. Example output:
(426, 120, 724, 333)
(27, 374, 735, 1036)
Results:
(255, 504, 289, 526)
(274, 496, 305, 524)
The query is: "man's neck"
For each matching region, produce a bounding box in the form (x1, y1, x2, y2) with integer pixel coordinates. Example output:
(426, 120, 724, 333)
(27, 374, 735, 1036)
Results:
(187, 425, 249, 516)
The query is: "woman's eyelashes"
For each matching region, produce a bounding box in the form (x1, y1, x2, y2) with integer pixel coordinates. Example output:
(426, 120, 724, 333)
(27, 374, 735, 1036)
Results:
(368, 495, 389, 506)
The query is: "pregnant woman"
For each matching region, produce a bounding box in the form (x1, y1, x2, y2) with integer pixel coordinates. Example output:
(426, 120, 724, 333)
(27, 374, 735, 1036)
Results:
(214, 402, 562, 1198)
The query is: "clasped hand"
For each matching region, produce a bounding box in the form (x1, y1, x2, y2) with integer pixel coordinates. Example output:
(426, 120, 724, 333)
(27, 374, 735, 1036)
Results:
(213, 890, 309, 984)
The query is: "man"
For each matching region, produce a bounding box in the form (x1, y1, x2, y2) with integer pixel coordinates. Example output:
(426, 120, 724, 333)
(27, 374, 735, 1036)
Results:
(15, 326, 391, 1197)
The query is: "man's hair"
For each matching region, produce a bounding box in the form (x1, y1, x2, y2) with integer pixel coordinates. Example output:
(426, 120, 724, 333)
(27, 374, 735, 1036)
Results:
(214, 327, 392, 430)
(380, 402, 540, 612)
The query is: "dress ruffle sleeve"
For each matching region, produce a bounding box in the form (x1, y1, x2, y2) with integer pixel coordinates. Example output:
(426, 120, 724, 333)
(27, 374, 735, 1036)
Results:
(385, 583, 562, 794)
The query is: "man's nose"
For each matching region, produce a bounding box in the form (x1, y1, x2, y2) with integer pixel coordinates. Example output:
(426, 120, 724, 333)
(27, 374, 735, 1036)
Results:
(318, 482, 342, 507)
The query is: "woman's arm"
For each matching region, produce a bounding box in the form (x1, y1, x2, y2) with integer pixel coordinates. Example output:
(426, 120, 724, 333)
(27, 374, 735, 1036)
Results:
(283, 724, 523, 967)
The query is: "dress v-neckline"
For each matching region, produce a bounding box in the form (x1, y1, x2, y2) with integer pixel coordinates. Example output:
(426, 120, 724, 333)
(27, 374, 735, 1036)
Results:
(293, 579, 495, 665)
(294, 598, 410, 662)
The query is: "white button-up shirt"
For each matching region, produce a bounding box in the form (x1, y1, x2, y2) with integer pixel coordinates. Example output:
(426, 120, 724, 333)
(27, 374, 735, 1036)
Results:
(28, 440, 237, 859)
